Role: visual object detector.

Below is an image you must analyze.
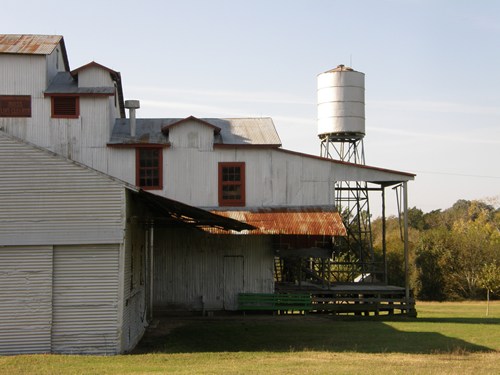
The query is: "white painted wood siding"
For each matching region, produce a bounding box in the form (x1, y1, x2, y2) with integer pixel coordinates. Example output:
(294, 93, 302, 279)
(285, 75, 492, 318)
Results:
(168, 120, 214, 150)
(160, 147, 336, 207)
(77, 66, 114, 87)
(52, 244, 120, 354)
(0, 246, 53, 355)
(153, 229, 274, 311)
(1, 53, 117, 174)
(0, 133, 126, 246)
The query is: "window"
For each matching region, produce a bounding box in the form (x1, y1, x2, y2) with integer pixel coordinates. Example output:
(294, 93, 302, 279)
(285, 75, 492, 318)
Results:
(218, 162, 245, 206)
(136, 147, 162, 190)
(51, 96, 79, 118)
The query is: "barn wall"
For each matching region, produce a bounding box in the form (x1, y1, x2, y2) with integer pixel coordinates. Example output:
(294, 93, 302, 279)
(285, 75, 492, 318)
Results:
(77, 66, 113, 87)
(0, 53, 116, 175)
(0, 246, 53, 355)
(120, 191, 150, 353)
(0, 133, 126, 246)
(168, 121, 214, 151)
(153, 229, 274, 311)
(52, 244, 120, 354)
(161, 147, 336, 207)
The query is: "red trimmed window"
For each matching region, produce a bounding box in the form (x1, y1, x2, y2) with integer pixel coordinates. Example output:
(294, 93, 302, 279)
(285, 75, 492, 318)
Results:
(51, 96, 79, 118)
(136, 147, 163, 190)
(218, 162, 245, 206)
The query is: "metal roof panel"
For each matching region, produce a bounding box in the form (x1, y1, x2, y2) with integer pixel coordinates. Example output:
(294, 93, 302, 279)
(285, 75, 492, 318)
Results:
(0, 34, 62, 55)
(109, 117, 281, 146)
(208, 206, 346, 236)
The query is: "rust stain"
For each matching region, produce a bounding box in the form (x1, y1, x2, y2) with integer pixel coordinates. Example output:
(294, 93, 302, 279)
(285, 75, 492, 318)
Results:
(208, 207, 346, 236)
(0, 34, 62, 55)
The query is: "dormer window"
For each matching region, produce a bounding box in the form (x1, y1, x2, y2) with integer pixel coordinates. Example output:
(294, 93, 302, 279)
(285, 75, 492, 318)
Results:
(51, 96, 79, 118)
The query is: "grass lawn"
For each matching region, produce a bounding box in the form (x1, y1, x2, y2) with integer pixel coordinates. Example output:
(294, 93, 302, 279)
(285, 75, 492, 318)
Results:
(1, 301, 499, 374)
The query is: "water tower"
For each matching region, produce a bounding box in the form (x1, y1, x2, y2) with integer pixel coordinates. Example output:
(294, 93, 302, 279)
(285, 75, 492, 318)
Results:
(317, 65, 375, 281)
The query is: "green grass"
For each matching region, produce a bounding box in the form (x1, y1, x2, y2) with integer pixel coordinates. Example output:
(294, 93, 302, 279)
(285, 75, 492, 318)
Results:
(1, 301, 499, 374)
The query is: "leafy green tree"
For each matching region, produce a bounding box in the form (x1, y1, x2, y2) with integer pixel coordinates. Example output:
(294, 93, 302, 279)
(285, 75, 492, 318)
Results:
(478, 262, 500, 315)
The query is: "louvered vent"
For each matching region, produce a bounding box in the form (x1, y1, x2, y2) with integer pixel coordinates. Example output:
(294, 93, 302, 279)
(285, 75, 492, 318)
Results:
(52, 96, 78, 117)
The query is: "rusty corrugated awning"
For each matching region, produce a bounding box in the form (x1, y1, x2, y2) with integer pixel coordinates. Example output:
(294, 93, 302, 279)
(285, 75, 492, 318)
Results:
(208, 206, 346, 236)
(135, 190, 255, 232)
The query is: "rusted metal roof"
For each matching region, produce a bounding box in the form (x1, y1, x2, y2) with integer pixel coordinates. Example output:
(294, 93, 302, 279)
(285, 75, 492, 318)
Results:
(136, 191, 255, 232)
(208, 206, 346, 236)
(0, 34, 62, 55)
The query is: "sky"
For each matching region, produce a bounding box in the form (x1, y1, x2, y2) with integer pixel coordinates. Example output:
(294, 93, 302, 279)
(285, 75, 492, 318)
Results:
(4, 0, 500, 216)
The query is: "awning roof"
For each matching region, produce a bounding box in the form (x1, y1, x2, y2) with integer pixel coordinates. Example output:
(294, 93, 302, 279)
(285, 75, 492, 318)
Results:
(208, 206, 347, 236)
(134, 190, 255, 232)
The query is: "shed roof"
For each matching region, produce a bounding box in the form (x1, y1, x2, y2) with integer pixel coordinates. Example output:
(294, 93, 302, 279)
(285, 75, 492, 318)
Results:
(207, 206, 346, 236)
(109, 116, 281, 146)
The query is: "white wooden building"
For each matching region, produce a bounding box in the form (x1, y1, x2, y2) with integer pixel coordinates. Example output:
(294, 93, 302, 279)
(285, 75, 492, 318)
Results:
(1, 34, 416, 352)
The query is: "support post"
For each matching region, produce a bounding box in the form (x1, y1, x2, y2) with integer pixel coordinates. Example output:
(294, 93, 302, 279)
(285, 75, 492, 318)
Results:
(403, 182, 410, 305)
(382, 187, 388, 284)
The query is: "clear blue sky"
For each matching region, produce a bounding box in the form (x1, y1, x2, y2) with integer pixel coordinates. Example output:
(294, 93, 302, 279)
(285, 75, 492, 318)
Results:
(4, 0, 500, 216)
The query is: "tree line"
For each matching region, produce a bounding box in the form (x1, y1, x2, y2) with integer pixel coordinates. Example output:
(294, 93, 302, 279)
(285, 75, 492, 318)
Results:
(371, 199, 500, 301)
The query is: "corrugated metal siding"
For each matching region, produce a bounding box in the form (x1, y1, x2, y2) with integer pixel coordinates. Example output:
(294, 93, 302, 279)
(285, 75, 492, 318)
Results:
(0, 134, 126, 246)
(153, 228, 274, 311)
(52, 245, 120, 354)
(121, 194, 148, 352)
(0, 246, 53, 355)
(1, 53, 116, 179)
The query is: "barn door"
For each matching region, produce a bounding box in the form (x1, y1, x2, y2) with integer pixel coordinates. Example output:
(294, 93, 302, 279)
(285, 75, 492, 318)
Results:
(223, 256, 244, 311)
(52, 244, 120, 354)
(0, 246, 53, 355)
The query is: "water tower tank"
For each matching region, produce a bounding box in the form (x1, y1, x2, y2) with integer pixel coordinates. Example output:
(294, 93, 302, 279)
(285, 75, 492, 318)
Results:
(317, 65, 365, 138)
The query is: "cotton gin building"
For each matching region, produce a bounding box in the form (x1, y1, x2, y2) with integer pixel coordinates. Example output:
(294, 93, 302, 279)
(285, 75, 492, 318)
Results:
(0, 35, 416, 355)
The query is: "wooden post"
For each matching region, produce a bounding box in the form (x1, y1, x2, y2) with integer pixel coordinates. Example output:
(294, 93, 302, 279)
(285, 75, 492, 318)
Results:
(382, 187, 388, 284)
(403, 182, 413, 315)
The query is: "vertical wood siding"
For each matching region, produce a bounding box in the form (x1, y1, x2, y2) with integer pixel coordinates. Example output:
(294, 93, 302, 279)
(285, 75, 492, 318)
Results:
(120, 192, 149, 352)
(153, 228, 274, 311)
(0, 246, 53, 355)
(52, 245, 120, 354)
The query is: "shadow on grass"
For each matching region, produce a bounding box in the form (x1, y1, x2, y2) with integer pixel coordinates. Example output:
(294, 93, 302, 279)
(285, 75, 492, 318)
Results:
(133, 316, 495, 354)
(413, 317, 500, 325)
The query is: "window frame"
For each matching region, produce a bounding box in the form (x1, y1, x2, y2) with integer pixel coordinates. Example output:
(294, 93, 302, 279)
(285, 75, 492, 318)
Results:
(218, 162, 246, 207)
(51, 95, 79, 118)
(135, 146, 163, 190)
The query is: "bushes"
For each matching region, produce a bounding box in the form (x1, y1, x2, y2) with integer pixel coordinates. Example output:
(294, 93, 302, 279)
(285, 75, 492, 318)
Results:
(373, 199, 500, 301)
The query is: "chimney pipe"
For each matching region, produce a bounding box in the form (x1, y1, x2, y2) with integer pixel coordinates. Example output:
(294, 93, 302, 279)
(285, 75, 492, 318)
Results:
(124, 100, 140, 138)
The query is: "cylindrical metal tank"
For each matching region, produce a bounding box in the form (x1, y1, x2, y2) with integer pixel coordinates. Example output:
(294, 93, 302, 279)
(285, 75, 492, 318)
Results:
(317, 65, 365, 138)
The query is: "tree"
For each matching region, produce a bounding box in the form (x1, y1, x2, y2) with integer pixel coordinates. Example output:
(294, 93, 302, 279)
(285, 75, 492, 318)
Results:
(478, 262, 500, 316)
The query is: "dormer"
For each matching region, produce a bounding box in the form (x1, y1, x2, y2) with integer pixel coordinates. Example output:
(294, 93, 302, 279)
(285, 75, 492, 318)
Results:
(161, 116, 221, 151)
(71, 61, 117, 88)
(44, 61, 125, 120)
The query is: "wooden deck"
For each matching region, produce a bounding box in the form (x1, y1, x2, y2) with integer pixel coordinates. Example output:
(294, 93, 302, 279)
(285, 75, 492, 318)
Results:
(275, 282, 416, 316)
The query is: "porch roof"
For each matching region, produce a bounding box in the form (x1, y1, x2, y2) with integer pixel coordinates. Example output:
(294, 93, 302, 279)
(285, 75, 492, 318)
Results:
(207, 206, 347, 236)
(135, 190, 256, 232)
